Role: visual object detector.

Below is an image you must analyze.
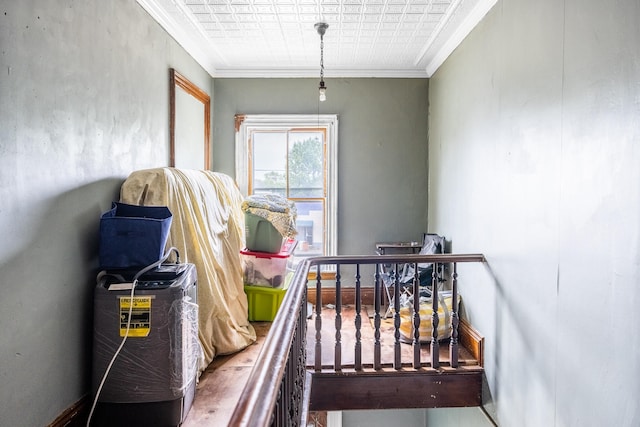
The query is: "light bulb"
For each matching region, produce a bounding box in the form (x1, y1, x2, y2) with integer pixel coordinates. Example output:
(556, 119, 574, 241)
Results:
(319, 81, 327, 102)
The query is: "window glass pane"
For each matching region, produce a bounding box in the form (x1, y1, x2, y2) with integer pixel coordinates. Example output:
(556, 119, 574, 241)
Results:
(252, 132, 286, 196)
(288, 132, 324, 198)
(237, 115, 336, 270)
(292, 200, 324, 266)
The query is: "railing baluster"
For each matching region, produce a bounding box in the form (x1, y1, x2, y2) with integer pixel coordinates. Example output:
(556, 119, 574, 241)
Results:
(449, 262, 459, 368)
(275, 388, 282, 426)
(393, 263, 402, 370)
(334, 264, 342, 371)
(290, 317, 302, 426)
(354, 264, 362, 371)
(315, 264, 322, 371)
(299, 297, 307, 413)
(431, 262, 440, 369)
(412, 262, 421, 369)
(284, 354, 290, 425)
(374, 263, 382, 370)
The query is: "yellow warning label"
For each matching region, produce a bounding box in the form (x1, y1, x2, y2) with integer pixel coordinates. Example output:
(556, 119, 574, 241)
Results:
(119, 296, 152, 337)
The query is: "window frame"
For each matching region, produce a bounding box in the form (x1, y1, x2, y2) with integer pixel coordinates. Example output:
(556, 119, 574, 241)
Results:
(235, 114, 338, 262)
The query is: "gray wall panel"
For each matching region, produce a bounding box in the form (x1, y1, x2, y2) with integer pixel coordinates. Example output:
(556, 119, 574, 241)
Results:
(0, 1, 209, 425)
(428, 0, 640, 425)
(213, 78, 430, 256)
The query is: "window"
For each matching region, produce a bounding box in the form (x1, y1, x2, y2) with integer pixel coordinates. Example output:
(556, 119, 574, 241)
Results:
(235, 114, 338, 269)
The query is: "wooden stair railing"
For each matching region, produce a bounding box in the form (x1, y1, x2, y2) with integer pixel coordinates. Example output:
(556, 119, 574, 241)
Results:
(228, 259, 311, 427)
(229, 253, 485, 426)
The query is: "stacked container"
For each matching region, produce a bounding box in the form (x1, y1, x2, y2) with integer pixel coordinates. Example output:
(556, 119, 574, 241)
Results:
(241, 211, 296, 321)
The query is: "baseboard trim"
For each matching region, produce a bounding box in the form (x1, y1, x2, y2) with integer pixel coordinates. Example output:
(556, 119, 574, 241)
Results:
(459, 317, 484, 367)
(306, 287, 379, 306)
(48, 394, 90, 427)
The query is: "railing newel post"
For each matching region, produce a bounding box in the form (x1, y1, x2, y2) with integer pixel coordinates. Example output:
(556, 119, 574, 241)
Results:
(393, 263, 402, 370)
(374, 263, 382, 370)
(431, 262, 440, 369)
(354, 264, 362, 371)
(412, 261, 421, 369)
(315, 264, 322, 372)
(449, 262, 459, 368)
(334, 264, 342, 371)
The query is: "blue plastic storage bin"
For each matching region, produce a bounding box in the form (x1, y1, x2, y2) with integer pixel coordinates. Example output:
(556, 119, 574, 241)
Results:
(99, 202, 173, 270)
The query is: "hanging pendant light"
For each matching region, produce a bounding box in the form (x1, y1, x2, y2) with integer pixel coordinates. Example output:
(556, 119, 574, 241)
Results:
(315, 22, 329, 102)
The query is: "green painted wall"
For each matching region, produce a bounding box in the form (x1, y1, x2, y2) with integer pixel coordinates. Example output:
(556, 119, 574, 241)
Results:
(428, 0, 640, 425)
(0, 1, 210, 425)
(213, 78, 430, 257)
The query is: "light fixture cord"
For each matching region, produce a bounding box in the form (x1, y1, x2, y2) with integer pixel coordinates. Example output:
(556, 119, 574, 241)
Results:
(320, 33, 324, 83)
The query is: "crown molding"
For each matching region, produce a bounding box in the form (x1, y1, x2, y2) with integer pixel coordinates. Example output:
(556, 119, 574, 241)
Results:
(212, 68, 429, 79)
(422, 0, 498, 77)
(137, 0, 220, 77)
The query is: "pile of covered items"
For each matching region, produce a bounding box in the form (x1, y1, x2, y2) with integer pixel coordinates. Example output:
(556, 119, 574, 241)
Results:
(240, 194, 298, 321)
(119, 167, 257, 372)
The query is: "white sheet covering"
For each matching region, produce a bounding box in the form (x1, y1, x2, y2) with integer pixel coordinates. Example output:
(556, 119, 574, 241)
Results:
(119, 167, 256, 370)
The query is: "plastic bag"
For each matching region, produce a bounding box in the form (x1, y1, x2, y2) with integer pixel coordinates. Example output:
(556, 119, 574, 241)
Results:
(397, 290, 460, 343)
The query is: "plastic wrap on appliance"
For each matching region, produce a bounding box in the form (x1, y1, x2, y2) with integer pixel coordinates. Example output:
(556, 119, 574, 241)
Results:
(169, 296, 203, 395)
(93, 313, 176, 402)
(92, 287, 201, 403)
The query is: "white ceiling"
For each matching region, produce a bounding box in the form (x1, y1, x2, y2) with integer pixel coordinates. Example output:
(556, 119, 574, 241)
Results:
(137, 0, 496, 78)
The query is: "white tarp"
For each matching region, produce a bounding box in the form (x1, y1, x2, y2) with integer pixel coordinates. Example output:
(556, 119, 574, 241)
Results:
(120, 167, 256, 371)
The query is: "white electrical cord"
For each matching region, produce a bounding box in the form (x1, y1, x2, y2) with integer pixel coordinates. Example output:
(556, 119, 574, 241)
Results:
(86, 247, 179, 427)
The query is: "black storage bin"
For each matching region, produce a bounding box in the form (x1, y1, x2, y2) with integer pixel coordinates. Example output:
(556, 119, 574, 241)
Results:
(99, 202, 172, 269)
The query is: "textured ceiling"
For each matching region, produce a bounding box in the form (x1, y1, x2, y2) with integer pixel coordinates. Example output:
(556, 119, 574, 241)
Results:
(138, 0, 496, 77)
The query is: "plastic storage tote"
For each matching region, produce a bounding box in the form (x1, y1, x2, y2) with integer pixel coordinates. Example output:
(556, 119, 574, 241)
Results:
(244, 283, 288, 322)
(240, 240, 296, 287)
(99, 202, 172, 270)
(244, 212, 284, 253)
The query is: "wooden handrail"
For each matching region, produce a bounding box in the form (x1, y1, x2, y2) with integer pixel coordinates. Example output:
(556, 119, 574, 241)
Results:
(228, 259, 311, 427)
(229, 253, 486, 426)
(308, 253, 486, 266)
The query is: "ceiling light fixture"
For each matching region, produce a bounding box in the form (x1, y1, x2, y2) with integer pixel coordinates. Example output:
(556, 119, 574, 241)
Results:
(315, 22, 329, 102)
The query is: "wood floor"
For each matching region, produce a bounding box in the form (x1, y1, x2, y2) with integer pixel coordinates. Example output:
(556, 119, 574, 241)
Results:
(182, 304, 480, 426)
(182, 322, 272, 427)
